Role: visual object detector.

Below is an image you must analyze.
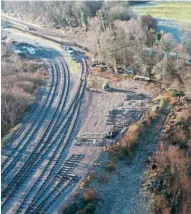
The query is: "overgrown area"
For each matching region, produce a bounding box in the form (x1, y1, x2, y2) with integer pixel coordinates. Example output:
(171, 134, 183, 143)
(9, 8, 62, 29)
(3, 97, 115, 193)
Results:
(1, 43, 46, 138)
(3, 2, 191, 98)
(144, 92, 191, 214)
(3, 1, 130, 29)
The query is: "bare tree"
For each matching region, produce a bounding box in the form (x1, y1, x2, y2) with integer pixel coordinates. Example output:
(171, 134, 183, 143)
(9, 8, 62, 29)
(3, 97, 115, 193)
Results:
(87, 17, 103, 61)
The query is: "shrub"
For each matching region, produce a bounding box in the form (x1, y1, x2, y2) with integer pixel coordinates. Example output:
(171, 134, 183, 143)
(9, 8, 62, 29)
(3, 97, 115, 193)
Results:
(104, 162, 115, 172)
(96, 174, 110, 184)
(1, 45, 44, 137)
(146, 144, 190, 214)
(83, 188, 97, 202)
(120, 122, 142, 153)
(140, 15, 157, 30)
(76, 203, 96, 214)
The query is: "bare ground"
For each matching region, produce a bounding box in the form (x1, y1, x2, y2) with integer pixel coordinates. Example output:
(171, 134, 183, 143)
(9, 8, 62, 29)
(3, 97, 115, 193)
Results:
(58, 78, 162, 213)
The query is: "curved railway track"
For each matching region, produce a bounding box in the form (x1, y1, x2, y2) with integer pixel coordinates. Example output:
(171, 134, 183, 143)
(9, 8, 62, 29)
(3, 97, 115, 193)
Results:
(1, 55, 69, 193)
(1, 56, 59, 173)
(1, 57, 69, 193)
(19, 66, 86, 214)
(1, 60, 49, 152)
(1, 47, 87, 214)
(1, 58, 61, 180)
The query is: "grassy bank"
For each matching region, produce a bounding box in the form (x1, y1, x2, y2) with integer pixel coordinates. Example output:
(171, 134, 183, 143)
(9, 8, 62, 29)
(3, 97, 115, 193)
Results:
(133, 3, 191, 21)
(143, 92, 191, 214)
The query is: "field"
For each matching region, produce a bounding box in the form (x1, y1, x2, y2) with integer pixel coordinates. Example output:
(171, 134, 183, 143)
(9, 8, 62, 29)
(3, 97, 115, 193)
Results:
(133, 3, 191, 21)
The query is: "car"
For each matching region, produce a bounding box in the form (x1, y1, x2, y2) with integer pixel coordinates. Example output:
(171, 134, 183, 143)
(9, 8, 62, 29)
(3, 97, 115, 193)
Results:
(68, 47, 74, 54)
(21, 46, 36, 55)
(27, 47, 36, 55)
(13, 49, 22, 54)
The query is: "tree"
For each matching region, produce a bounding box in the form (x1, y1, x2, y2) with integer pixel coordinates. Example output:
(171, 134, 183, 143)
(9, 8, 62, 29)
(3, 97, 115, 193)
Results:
(99, 28, 119, 73)
(160, 33, 177, 53)
(152, 59, 179, 83)
(181, 31, 191, 55)
(140, 15, 157, 30)
(87, 17, 103, 61)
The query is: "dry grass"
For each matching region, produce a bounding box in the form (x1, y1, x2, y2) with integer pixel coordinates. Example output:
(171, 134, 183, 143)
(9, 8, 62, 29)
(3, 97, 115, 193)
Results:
(1, 44, 45, 138)
(65, 57, 79, 73)
(120, 122, 142, 154)
(154, 92, 176, 105)
(107, 107, 159, 157)
(87, 75, 108, 92)
(145, 98, 191, 214)
(175, 108, 191, 125)
(146, 145, 190, 214)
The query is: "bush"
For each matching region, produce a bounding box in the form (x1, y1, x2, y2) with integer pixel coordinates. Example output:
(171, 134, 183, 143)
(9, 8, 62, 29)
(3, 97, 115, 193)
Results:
(140, 15, 157, 30)
(76, 203, 95, 214)
(83, 188, 97, 202)
(108, 5, 131, 22)
(1, 45, 43, 137)
(120, 122, 143, 154)
(145, 103, 191, 214)
(104, 162, 115, 172)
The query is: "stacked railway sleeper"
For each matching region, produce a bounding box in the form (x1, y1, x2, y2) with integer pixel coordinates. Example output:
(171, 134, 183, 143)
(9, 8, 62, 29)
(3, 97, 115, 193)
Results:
(106, 108, 144, 126)
(75, 133, 106, 147)
(1, 51, 87, 214)
(125, 93, 151, 101)
(75, 138, 105, 147)
(105, 126, 124, 139)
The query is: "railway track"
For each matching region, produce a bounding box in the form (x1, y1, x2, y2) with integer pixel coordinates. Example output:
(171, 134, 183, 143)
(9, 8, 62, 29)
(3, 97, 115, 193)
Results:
(2, 51, 87, 214)
(1, 56, 58, 173)
(2, 59, 86, 210)
(1, 51, 72, 177)
(1, 56, 69, 195)
(1, 58, 61, 180)
(20, 69, 86, 214)
(1, 60, 49, 153)
(17, 154, 84, 214)
(1, 57, 70, 183)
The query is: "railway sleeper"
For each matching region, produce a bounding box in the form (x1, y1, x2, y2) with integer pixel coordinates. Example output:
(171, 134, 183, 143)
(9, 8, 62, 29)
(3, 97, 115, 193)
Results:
(67, 159, 81, 163)
(62, 162, 77, 167)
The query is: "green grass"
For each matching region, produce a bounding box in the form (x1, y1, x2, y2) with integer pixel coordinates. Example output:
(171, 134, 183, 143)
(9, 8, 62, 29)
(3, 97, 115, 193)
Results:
(133, 3, 191, 22)
(64, 54, 79, 73)
(67, 59, 79, 73)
